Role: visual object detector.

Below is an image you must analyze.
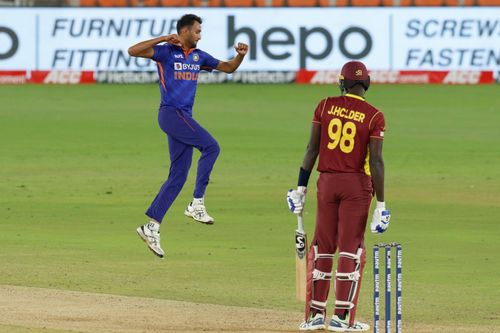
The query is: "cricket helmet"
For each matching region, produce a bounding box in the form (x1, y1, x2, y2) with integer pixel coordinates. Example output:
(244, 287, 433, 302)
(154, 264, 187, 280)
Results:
(339, 61, 370, 93)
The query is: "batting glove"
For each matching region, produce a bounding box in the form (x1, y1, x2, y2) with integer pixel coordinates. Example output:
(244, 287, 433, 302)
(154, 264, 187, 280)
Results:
(370, 201, 391, 234)
(287, 186, 307, 214)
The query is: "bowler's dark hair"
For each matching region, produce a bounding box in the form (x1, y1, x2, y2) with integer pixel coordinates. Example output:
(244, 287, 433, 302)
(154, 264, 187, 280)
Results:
(177, 14, 202, 34)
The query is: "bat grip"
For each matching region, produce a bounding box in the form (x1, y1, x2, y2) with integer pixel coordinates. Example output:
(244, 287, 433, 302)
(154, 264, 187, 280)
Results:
(297, 213, 305, 233)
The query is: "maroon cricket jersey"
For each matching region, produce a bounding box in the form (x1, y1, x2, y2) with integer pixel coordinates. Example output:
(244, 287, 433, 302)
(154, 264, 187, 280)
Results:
(312, 93, 385, 175)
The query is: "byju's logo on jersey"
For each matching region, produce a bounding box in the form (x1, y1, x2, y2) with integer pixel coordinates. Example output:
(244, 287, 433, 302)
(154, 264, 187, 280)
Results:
(174, 63, 201, 71)
(174, 54, 183, 59)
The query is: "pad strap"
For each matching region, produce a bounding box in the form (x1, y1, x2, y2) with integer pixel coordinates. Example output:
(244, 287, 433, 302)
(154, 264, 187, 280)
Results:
(338, 249, 362, 263)
(311, 300, 327, 312)
(313, 245, 335, 261)
(335, 271, 360, 281)
(335, 300, 355, 310)
(313, 269, 332, 281)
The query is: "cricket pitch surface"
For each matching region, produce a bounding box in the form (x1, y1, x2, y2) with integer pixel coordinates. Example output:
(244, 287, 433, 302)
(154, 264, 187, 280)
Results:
(0, 285, 493, 333)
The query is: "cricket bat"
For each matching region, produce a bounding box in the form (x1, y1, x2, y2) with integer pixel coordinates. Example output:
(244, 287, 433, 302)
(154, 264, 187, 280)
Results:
(295, 213, 308, 301)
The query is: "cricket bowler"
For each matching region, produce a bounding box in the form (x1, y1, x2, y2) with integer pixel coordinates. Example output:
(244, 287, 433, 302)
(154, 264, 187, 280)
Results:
(128, 14, 248, 258)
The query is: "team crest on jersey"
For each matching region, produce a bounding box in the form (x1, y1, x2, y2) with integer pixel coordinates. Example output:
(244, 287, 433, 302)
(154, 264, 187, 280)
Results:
(174, 54, 183, 59)
(193, 53, 199, 62)
(174, 62, 182, 70)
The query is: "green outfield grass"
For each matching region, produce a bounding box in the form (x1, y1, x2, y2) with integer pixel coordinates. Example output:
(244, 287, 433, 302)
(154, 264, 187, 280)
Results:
(1, 83, 499, 331)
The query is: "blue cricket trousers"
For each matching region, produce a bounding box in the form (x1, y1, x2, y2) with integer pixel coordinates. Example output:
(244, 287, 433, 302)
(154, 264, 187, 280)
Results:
(146, 107, 220, 223)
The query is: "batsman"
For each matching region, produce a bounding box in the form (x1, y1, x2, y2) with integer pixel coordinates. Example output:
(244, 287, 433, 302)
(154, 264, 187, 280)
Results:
(287, 61, 391, 331)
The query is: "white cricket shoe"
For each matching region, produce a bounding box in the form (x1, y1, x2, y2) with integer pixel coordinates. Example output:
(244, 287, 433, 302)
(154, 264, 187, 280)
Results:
(327, 314, 369, 332)
(184, 202, 214, 224)
(136, 222, 165, 258)
(299, 313, 326, 331)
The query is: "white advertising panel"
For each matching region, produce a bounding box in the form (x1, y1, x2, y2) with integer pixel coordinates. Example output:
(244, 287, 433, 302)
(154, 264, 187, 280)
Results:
(393, 8, 500, 70)
(0, 8, 498, 71)
(0, 9, 36, 70)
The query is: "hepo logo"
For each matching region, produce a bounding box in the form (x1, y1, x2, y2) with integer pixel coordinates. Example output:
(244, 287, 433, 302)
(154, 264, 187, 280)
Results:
(0, 26, 19, 60)
(226, 15, 373, 68)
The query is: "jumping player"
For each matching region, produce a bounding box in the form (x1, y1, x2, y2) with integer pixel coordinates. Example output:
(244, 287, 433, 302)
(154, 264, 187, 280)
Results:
(287, 61, 391, 331)
(129, 14, 248, 258)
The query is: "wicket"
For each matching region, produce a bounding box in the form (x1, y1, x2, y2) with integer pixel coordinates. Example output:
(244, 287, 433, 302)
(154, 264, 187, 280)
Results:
(373, 243, 402, 333)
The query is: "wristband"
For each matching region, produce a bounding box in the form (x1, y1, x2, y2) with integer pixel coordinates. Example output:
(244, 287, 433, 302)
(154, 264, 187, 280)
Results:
(298, 167, 311, 187)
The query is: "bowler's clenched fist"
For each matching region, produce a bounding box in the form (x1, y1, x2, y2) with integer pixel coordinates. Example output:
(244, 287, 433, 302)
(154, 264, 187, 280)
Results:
(234, 43, 249, 56)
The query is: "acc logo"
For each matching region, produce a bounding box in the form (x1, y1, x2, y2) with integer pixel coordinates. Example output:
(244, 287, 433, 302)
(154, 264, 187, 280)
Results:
(295, 232, 306, 259)
(355, 69, 363, 77)
(174, 53, 183, 59)
(193, 53, 199, 62)
(174, 62, 182, 70)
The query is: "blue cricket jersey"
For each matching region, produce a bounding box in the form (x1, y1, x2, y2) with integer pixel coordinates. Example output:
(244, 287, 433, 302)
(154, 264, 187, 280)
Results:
(152, 44, 220, 114)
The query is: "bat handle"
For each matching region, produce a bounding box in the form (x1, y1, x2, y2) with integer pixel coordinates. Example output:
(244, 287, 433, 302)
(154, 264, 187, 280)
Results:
(297, 213, 305, 233)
